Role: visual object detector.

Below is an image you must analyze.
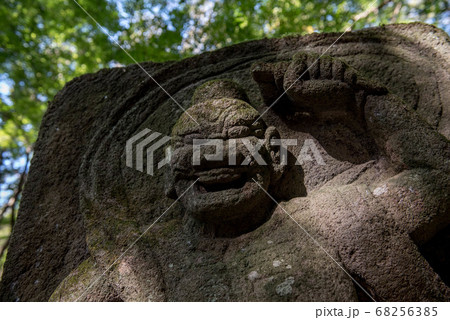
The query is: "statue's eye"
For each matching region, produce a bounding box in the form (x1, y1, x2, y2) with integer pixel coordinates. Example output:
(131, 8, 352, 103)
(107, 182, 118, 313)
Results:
(251, 121, 265, 138)
(228, 126, 251, 138)
(171, 136, 184, 149)
(254, 129, 264, 138)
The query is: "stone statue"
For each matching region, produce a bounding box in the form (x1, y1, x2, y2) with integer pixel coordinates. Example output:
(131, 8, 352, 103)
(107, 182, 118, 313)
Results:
(166, 80, 289, 237)
(1, 23, 449, 302)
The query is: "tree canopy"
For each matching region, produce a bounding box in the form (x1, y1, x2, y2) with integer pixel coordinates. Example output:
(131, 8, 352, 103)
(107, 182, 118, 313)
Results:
(0, 0, 449, 273)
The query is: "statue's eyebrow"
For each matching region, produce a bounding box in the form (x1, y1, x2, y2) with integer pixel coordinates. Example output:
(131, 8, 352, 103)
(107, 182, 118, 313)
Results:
(251, 120, 264, 128)
(180, 130, 201, 136)
(224, 114, 258, 127)
(171, 130, 201, 140)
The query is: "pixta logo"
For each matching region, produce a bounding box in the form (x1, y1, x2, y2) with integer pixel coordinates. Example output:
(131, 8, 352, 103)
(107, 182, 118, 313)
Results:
(126, 129, 325, 175)
(126, 129, 172, 176)
(192, 138, 325, 166)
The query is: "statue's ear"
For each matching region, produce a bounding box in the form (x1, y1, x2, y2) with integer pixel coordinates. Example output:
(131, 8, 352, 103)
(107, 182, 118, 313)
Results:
(264, 126, 307, 200)
(264, 126, 284, 183)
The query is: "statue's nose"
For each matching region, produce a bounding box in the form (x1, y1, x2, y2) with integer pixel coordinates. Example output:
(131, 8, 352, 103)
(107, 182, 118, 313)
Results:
(193, 138, 268, 169)
(191, 139, 245, 169)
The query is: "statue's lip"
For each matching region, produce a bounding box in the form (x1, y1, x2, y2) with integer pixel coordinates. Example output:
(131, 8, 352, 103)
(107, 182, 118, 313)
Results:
(195, 167, 248, 185)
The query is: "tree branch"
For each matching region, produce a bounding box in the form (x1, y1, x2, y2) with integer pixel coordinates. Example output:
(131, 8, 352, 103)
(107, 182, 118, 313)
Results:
(0, 235, 10, 260)
(354, 0, 392, 22)
(391, 1, 403, 23)
(0, 148, 31, 260)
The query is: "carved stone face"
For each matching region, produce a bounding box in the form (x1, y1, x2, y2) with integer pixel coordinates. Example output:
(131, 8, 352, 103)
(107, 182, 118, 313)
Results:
(168, 87, 281, 229)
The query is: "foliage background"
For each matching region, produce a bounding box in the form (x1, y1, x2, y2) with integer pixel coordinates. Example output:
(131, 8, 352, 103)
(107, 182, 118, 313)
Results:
(0, 0, 449, 275)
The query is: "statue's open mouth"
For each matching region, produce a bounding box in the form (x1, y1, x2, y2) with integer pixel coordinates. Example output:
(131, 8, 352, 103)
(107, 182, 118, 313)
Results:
(173, 164, 270, 222)
(195, 167, 249, 193)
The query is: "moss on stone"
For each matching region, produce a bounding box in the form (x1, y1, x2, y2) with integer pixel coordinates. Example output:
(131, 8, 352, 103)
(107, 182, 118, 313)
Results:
(191, 79, 249, 105)
(49, 257, 97, 301)
(171, 97, 260, 137)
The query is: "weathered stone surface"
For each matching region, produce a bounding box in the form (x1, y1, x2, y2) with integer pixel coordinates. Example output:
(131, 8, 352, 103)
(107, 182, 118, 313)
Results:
(1, 23, 449, 301)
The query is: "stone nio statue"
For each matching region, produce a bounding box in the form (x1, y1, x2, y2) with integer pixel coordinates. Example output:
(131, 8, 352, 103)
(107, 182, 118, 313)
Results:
(1, 23, 449, 302)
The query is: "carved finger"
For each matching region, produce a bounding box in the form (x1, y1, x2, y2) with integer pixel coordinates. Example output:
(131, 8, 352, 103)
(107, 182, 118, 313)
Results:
(319, 55, 333, 80)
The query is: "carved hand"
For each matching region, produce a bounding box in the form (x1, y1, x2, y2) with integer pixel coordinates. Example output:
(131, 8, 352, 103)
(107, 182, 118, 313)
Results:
(251, 52, 386, 119)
